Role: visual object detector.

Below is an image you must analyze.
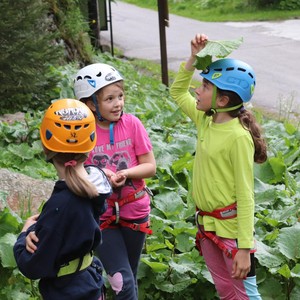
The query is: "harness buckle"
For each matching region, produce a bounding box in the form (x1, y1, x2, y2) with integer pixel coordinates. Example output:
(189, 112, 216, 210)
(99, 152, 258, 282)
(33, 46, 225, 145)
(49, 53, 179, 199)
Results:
(115, 202, 120, 223)
(131, 223, 141, 231)
(220, 207, 237, 219)
(134, 190, 146, 199)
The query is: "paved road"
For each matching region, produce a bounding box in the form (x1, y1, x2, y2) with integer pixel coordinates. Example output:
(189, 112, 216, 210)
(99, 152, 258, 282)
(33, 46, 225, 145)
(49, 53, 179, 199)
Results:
(101, 1, 300, 115)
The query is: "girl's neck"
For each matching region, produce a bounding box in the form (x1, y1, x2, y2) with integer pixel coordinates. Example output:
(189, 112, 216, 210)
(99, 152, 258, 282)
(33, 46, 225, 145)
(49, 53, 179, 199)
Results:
(97, 120, 112, 129)
(212, 112, 234, 123)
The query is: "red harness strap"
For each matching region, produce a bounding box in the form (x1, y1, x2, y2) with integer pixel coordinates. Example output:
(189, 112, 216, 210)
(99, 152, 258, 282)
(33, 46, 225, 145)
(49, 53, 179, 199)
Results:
(195, 203, 256, 258)
(100, 185, 152, 235)
(198, 202, 237, 220)
(106, 185, 146, 207)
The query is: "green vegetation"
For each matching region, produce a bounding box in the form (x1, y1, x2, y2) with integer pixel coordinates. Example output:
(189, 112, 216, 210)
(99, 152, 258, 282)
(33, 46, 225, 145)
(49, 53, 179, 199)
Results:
(123, 0, 300, 21)
(1, 53, 300, 299)
(0, 0, 94, 114)
(1, 0, 300, 299)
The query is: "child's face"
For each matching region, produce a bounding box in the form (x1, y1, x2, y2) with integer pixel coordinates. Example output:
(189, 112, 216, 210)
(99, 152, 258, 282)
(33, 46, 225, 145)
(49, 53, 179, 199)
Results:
(194, 79, 214, 111)
(96, 82, 125, 124)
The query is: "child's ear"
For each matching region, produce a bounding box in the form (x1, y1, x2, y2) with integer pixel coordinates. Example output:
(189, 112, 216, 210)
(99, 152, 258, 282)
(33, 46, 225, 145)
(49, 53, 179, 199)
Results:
(217, 95, 230, 108)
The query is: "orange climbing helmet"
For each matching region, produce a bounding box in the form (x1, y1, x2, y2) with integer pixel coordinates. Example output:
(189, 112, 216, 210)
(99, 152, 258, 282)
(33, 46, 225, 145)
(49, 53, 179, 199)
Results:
(40, 99, 96, 153)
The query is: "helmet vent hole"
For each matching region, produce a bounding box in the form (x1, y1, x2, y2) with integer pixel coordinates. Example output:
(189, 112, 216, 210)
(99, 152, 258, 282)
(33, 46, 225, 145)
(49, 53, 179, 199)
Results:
(214, 68, 222, 71)
(84, 75, 92, 79)
(75, 125, 82, 130)
(66, 139, 78, 144)
(76, 76, 82, 81)
(248, 72, 254, 79)
(96, 72, 102, 77)
(237, 67, 246, 72)
(64, 125, 71, 130)
(46, 129, 53, 140)
(55, 122, 61, 127)
(226, 67, 234, 71)
(84, 124, 89, 128)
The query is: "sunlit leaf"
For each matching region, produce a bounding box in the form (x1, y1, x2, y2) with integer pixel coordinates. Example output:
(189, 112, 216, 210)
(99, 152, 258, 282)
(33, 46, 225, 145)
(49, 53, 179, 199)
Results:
(194, 37, 243, 70)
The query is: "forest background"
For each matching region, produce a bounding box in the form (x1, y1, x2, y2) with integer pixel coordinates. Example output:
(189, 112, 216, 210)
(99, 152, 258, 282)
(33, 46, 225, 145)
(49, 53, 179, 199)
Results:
(0, 0, 300, 299)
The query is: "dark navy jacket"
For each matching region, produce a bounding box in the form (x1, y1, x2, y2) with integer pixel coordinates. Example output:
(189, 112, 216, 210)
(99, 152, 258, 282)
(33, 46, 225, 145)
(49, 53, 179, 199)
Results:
(14, 180, 107, 300)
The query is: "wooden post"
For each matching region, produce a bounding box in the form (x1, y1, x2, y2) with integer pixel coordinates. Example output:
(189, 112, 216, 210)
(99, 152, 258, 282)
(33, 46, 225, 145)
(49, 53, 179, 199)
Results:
(157, 0, 169, 86)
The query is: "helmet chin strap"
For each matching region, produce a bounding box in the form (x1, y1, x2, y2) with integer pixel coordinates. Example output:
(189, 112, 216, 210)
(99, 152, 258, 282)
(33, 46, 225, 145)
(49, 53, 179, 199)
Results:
(92, 94, 116, 145)
(92, 94, 104, 122)
(206, 86, 243, 116)
(200, 86, 243, 142)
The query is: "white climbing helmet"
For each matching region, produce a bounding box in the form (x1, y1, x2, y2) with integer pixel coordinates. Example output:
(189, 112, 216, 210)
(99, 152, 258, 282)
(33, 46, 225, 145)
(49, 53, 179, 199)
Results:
(73, 63, 123, 100)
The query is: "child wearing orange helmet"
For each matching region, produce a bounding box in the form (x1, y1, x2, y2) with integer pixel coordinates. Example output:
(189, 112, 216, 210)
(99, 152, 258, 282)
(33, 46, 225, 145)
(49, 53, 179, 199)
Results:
(14, 99, 112, 300)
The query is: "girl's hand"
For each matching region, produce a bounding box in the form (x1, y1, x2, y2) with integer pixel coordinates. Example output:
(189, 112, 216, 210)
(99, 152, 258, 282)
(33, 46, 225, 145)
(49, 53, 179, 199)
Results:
(191, 33, 208, 57)
(231, 249, 251, 279)
(25, 231, 39, 254)
(21, 214, 39, 232)
(110, 170, 128, 187)
(103, 168, 116, 180)
(186, 33, 208, 71)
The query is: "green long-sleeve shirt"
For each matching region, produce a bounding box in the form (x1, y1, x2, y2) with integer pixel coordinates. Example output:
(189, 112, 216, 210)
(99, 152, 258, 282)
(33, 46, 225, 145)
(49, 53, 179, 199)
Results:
(170, 63, 255, 248)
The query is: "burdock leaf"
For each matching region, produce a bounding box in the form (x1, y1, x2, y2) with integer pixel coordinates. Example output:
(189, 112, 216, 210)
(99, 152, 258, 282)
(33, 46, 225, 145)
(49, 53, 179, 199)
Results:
(194, 37, 243, 70)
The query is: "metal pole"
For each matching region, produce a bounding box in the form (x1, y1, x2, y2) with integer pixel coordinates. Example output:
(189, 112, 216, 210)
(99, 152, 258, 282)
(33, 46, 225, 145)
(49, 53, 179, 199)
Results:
(108, 0, 114, 56)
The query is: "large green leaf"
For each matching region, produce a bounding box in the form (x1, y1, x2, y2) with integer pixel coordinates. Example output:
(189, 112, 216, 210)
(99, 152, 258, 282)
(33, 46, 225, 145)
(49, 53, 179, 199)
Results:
(0, 207, 22, 236)
(255, 240, 285, 268)
(277, 222, 300, 261)
(0, 233, 17, 268)
(194, 37, 243, 70)
(140, 258, 168, 272)
(155, 277, 197, 293)
(152, 191, 187, 220)
(258, 276, 285, 299)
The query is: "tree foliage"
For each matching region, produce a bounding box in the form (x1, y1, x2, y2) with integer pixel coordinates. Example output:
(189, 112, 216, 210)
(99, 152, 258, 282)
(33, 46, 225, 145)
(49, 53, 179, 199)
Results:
(0, 0, 64, 112)
(0, 0, 95, 113)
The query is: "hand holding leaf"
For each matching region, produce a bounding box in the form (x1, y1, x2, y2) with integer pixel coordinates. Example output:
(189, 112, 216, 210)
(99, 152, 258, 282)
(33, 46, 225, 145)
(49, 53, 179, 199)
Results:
(193, 37, 243, 70)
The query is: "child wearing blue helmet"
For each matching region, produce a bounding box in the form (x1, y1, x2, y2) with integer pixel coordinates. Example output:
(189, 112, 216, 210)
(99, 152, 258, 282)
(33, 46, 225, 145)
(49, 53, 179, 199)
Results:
(170, 34, 267, 299)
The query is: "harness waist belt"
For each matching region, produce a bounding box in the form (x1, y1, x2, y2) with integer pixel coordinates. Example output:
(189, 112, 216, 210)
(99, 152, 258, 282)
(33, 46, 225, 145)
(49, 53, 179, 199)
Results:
(57, 253, 93, 277)
(107, 186, 146, 208)
(198, 202, 237, 220)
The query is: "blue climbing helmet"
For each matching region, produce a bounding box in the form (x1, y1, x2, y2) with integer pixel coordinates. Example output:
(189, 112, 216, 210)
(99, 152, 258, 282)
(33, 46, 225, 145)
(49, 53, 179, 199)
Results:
(200, 58, 256, 102)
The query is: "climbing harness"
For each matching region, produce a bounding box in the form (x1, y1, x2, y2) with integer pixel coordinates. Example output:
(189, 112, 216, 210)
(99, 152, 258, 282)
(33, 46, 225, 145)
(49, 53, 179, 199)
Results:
(100, 185, 153, 234)
(57, 252, 93, 277)
(195, 203, 256, 259)
(198, 202, 237, 220)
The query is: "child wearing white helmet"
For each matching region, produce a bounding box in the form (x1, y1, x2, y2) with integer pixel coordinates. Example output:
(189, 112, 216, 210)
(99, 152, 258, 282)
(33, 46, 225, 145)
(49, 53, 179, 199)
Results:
(170, 34, 267, 299)
(14, 99, 112, 300)
(74, 63, 156, 299)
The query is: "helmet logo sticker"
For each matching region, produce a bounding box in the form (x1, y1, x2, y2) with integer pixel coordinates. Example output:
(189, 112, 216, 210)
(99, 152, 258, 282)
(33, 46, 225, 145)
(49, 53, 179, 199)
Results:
(54, 107, 88, 121)
(105, 72, 117, 82)
(212, 72, 222, 79)
(88, 79, 96, 88)
(227, 76, 249, 89)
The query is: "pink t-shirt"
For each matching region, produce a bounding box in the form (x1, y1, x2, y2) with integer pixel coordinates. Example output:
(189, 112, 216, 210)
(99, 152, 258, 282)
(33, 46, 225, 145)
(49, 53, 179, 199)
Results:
(85, 113, 153, 220)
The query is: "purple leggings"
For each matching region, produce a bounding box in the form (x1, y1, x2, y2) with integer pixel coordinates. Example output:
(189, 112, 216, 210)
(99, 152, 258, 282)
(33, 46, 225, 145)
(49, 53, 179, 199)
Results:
(199, 228, 261, 299)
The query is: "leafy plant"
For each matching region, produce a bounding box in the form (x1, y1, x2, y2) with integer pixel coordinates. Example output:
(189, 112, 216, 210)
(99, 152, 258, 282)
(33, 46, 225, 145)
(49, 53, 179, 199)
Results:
(1, 54, 300, 299)
(194, 37, 244, 70)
